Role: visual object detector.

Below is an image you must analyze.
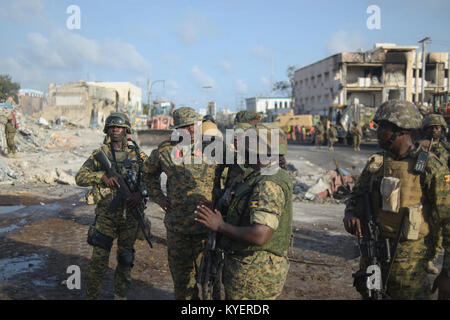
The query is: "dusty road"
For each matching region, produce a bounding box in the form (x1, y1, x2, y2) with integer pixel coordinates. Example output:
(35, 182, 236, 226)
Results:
(1, 135, 438, 300)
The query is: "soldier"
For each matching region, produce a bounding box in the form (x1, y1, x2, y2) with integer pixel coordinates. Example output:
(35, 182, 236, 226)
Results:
(5, 115, 17, 157)
(327, 124, 338, 152)
(351, 122, 362, 151)
(195, 123, 293, 300)
(315, 121, 325, 147)
(143, 107, 217, 300)
(419, 114, 449, 275)
(343, 100, 450, 300)
(75, 112, 147, 300)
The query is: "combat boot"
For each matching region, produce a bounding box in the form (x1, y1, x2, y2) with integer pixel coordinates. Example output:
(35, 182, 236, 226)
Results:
(426, 261, 439, 274)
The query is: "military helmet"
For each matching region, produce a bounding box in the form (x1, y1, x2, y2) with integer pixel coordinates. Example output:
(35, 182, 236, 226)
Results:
(103, 112, 131, 134)
(173, 107, 200, 128)
(422, 114, 447, 130)
(373, 100, 422, 130)
(234, 111, 262, 125)
(247, 123, 287, 156)
(202, 120, 222, 138)
(202, 114, 216, 124)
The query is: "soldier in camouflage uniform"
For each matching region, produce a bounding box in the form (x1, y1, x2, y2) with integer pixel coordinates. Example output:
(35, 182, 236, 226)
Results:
(327, 124, 338, 152)
(419, 114, 449, 274)
(315, 121, 325, 147)
(75, 113, 147, 300)
(5, 115, 17, 157)
(196, 123, 293, 300)
(142, 107, 217, 300)
(343, 100, 450, 300)
(351, 122, 363, 151)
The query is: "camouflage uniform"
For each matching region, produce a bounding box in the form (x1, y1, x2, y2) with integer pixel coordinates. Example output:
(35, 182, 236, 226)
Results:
(142, 107, 217, 300)
(345, 100, 450, 300)
(220, 123, 293, 300)
(351, 123, 362, 151)
(234, 110, 262, 125)
(5, 117, 16, 156)
(315, 122, 325, 146)
(327, 125, 338, 152)
(421, 114, 449, 273)
(75, 113, 147, 300)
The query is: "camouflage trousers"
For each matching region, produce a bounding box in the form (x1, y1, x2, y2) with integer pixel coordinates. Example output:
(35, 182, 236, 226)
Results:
(359, 237, 432, 300)
(86, 204, 139, 300)
(166, 229, 207, 300)
(353, 135, 361, 150)
(6, 136, 15, 154)
(223, 251, 289, 300)
(328, 139, 336, 152)
(316, 135, 324, 146)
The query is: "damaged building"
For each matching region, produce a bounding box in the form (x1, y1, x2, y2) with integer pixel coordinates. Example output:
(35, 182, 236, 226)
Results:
(293, 43, 450, 115)
(41, 81, 142, 127)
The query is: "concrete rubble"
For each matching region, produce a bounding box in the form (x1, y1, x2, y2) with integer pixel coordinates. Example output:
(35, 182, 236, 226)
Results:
(286, 162, 356, 203)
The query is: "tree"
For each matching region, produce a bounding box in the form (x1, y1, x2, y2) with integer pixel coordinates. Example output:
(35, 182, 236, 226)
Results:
(273, 65, 296, 96)
(142, 103, 150, 115)
(0, 74, 20, 103)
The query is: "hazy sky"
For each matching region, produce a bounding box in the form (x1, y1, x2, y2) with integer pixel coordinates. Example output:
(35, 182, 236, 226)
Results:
(1, 0, 449, 112)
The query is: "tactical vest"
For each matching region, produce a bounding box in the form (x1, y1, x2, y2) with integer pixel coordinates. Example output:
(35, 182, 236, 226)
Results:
(87, 142, 144, 205)
(370, 155, 431, 240)
(222, 167, 293, 257)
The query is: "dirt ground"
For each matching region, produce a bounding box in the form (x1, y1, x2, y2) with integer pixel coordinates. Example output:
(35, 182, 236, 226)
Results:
(0, 129, 441, 300)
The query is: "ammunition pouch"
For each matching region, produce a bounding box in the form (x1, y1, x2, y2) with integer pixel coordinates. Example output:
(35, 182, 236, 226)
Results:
(380, 177, 401, 213)
(401, 204, 423, 241)
(87, 226, 114, 251)
(117, 250, 135, 267)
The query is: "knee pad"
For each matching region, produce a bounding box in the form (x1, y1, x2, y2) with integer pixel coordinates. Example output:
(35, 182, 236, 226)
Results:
(117, 250, 135, 267)
(87, 226, 114, 251)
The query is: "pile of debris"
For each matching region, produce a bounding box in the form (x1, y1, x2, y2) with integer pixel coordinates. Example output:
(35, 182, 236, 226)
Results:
(286, 162, 356, 203)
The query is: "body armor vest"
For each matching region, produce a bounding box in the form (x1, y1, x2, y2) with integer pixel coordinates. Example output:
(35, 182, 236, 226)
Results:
(222, 168, 293, 257)
(370, 155, 431, 240)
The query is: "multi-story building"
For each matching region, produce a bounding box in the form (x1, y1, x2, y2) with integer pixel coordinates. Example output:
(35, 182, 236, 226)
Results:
(293, 43, 450, 115)
(245, 96, 293, 114)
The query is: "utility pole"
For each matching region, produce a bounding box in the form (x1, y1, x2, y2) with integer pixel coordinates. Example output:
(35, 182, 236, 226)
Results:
(270, 57, 274, 97)
(419, 37, 431, 104)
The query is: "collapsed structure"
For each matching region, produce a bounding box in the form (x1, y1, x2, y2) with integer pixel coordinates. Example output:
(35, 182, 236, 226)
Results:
(293, 43, 450, 115)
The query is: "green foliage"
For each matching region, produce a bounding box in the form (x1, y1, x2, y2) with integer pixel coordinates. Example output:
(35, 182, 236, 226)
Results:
(273, 66, 296, 96)
(142, 103, 150, 115)
(0, 74, 20, 103)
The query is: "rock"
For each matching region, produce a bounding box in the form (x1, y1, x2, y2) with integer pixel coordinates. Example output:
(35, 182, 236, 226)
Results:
(55, 168, 76, 185)
(37, 171, 58, 184)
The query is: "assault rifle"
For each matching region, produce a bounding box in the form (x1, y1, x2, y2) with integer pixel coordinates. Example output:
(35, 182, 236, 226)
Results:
(94, 149, 153, 249)
(196, 183, 234, 300)
(352, 186, 391, 300)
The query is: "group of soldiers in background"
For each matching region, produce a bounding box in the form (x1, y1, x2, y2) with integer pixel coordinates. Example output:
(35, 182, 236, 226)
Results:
(75, 99, 449, 300)
(76, 108, 293, 300)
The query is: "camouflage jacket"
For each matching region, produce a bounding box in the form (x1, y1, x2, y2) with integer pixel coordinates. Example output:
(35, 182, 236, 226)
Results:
(220, 163, 293, 257)
(345, 146, 450, 275)
(5, 122, 16, 136)
(75, 138, 147, 208)
(142, 140, 217, 234)
(432, 139, 449, 166)
(351, 126, 363, 137)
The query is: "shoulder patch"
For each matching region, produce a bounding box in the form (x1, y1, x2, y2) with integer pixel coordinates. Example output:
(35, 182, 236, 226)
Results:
(445, 175, 450, 184)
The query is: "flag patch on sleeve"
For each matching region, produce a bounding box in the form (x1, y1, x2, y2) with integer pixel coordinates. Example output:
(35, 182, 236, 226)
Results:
(249, 201, 259, 209)
(445, 175, 450, 184)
